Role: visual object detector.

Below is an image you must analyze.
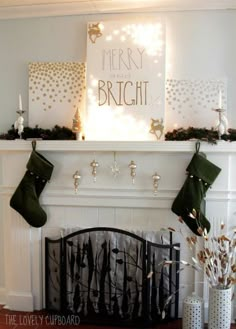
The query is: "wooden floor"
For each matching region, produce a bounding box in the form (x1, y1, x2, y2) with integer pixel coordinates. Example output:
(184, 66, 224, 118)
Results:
(0, 305, 235, 328)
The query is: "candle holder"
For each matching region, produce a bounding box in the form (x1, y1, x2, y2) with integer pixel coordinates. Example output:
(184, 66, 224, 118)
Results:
(212, 108, 228, 140)
(14, 109, 26, 139)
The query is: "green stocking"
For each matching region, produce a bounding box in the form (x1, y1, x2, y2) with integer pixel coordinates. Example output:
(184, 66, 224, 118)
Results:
(10, 149, 54, 227)
(171, 142, 221, 235)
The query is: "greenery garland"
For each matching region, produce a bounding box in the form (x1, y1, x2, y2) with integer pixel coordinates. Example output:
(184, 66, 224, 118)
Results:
(165, 127, 236, 143)
(0, 125, 76, 140)
(1, 125, 236, 142)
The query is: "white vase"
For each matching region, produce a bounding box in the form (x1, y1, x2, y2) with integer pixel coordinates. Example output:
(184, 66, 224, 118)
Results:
(208, 286, 232, 329)
(182, 293, 204, 329)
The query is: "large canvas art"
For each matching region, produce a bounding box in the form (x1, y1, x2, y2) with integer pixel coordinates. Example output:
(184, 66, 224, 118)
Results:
(28, 62, 86, 130)
(85, 20, 166, 141)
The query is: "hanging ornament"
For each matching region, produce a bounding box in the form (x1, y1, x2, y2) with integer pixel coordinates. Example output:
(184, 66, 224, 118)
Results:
(90, 159, 99, 182)
(110, 152, 120, 178)
(128, 160, 137, 184)
(72, 108, 82, 140)
(152, 172, 161, 196)
(72, 170, 81, 194)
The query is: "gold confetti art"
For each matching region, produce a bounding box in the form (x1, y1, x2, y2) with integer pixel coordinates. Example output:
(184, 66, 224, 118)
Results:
(165, 79, 227, 131)
(28, 62, 86, 129)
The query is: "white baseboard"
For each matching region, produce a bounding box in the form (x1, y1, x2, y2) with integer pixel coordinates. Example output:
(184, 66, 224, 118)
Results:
(6, 291, 33, 312)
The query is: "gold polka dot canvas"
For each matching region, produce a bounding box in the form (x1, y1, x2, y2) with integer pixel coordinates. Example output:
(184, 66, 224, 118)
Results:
(165, 79, 227, 131)
(28, 62, 86, 129)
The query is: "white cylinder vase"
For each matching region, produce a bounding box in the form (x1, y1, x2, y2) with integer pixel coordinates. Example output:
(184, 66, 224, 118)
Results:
(183, 293, 204, 329)
(208, 286, 232, 329)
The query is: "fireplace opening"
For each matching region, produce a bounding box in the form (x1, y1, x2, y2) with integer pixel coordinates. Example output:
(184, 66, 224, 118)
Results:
(45, 227, 180, 327)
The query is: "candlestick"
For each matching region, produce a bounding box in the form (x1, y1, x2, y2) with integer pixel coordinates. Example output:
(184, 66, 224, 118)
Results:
(15, 93, 26, 139)
(218, 89, 222, 109)
(19, 94, 23, 111)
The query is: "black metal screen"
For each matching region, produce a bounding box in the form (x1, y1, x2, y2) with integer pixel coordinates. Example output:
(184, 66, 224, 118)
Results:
(45, 227, 180, 327)
(147, 239, 180, 322)
(45, 237, 62, 311)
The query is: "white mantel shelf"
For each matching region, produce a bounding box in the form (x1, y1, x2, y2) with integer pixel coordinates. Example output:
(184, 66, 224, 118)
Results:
(0, 139, 235, 153)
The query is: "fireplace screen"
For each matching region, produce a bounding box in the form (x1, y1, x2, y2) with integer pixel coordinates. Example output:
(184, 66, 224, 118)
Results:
(45, 227, 180, 326)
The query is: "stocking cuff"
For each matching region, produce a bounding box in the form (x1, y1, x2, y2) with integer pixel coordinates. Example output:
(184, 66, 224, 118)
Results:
(187, 153, 221, 185)
(27, 151, 54, 181)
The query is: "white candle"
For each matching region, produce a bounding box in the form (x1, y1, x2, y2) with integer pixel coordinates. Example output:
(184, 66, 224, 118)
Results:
(218, 89, 222, 109)
(19, 94, 22, 111)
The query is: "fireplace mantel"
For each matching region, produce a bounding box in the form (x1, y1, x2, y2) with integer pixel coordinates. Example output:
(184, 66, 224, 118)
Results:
(0, 138, 235, 317)
(0, 139, 235, 153)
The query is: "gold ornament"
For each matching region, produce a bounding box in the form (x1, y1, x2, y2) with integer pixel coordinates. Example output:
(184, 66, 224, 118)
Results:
(72, 170, 81, 194)
(90, 159, 99, 182)
(149, 118, 164, 140)
(128, 160, 137, 184)
(88, 23, 103, 44)
(152, 172, 161, 196)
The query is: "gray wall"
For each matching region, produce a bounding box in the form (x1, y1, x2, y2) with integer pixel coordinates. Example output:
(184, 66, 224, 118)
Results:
(0, 10, 236, 133)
